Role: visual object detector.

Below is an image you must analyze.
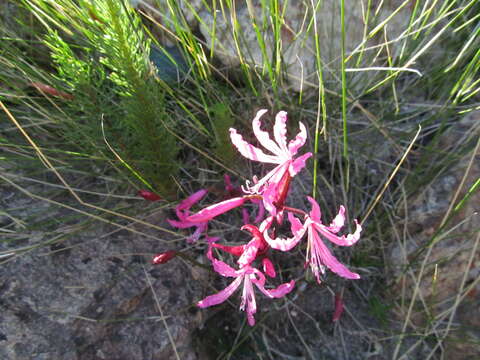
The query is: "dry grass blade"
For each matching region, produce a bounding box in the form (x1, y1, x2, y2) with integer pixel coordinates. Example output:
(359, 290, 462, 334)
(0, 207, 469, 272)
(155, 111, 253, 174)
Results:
(362, 126, 422, 225)
(143, 266, 181, 360)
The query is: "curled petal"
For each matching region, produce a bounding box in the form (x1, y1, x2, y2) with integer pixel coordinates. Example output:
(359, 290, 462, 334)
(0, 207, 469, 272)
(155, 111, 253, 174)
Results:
(178, 189, 208, 211)
(262, 257, 276, 278)
(307, 196, 322, 222)
(263, 213, 306, 251)
(288, 121, 307, 155)
(273, 111, 288, 153)
(259, 216, 274, 233)
(241, 223, 263, 240)
(289, 152, 312, 176)
(252, 109, 283, 156)
(229, 128, 280, 164)
(328, 205, 346, 233)
(315, 219, 362, 247)
(187, 197, 246, 223)
(197, 276, 243, 308)
(312, 230, 360, 279)
(265, 280, 296, 298)
(254, 275, 296, 298)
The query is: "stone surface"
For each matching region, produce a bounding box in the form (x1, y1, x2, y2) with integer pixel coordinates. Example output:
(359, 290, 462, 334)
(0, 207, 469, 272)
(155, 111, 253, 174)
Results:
(0, 184, 203, 360)
(198, 0, 413, 91)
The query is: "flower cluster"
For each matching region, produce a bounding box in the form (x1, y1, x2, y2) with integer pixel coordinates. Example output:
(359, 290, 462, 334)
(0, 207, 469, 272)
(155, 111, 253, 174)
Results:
(157, 109, 361, 326)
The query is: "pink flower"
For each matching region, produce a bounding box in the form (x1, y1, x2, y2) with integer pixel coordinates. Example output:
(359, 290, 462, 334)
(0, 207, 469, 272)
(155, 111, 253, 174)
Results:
(304, 197, 361, 283)
(197, 259, 295, 326)
(167, 189, 209, 243)
(229, 110, 312, 216)
(264, 197, 361, 282)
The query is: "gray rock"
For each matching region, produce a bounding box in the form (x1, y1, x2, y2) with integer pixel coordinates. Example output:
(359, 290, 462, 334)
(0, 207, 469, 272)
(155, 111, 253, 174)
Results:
(0, 187, 202, 360)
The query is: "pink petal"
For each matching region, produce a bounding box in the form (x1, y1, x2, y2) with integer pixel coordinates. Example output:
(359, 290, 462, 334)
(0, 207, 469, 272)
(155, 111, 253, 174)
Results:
(229, 128, 280, 164)
(328, 205, 346, 233)
(265, 280, 296, 298)
(289, 152, 312, 176)
(307, 196, 322, 222)
(186, 222, 207, 243)
(262, 181, 279, 216)
(177, 189, 208, 211)
(254, 277, 296, 298)
(205, 235, 220, 243)
(211, 243, 245, 257)
(315, 219, 362, 247)
(263, 213, 306, 251)
(242, 208, 250, 225)
(247, 313, 256, 326)
(241, 275, 257, 326)
(237, 239, 260, 267)
(246, 163, 284, 194)
(262, 257, 276, 278)
(252, 109, 283, 156)
(197, 276, 243, 308)
(252, 199, 265, 223)
(260, 162, 290, 215)
(167, 218, 195, 229)
(312, 229, 360, 279)
(273, 111, 288, 153)
(288, 121, 308, 155)
(187, 197, 246, 223)
(259, 215, 274, 232)
(208, 252, 239, 277)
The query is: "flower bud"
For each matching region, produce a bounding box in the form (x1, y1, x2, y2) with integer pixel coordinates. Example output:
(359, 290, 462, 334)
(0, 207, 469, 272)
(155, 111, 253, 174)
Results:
(332, 293, 344, 322)
(138, 190, 162, 201)
(152, 250, 176, 265)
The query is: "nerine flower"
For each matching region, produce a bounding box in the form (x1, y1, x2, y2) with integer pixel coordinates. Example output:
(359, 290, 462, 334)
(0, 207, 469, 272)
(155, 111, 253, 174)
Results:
(167, 189, 209, 243)
(198, 249, 295, 326)
(264, 197, 361, 283)
(304, 197, 361, 282)
(168, 188, 247, 242)
(229, 110, 312, 216)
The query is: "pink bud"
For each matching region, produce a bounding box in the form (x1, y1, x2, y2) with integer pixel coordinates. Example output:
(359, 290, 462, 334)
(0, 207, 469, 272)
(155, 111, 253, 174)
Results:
(152, 250, 176, 264)
(138, 190, 162, 201)
(211, 243, 245, 257)
(262, 257, 276, 278)
(31, 82, 74, 100)
(332, 293, 344, 322)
